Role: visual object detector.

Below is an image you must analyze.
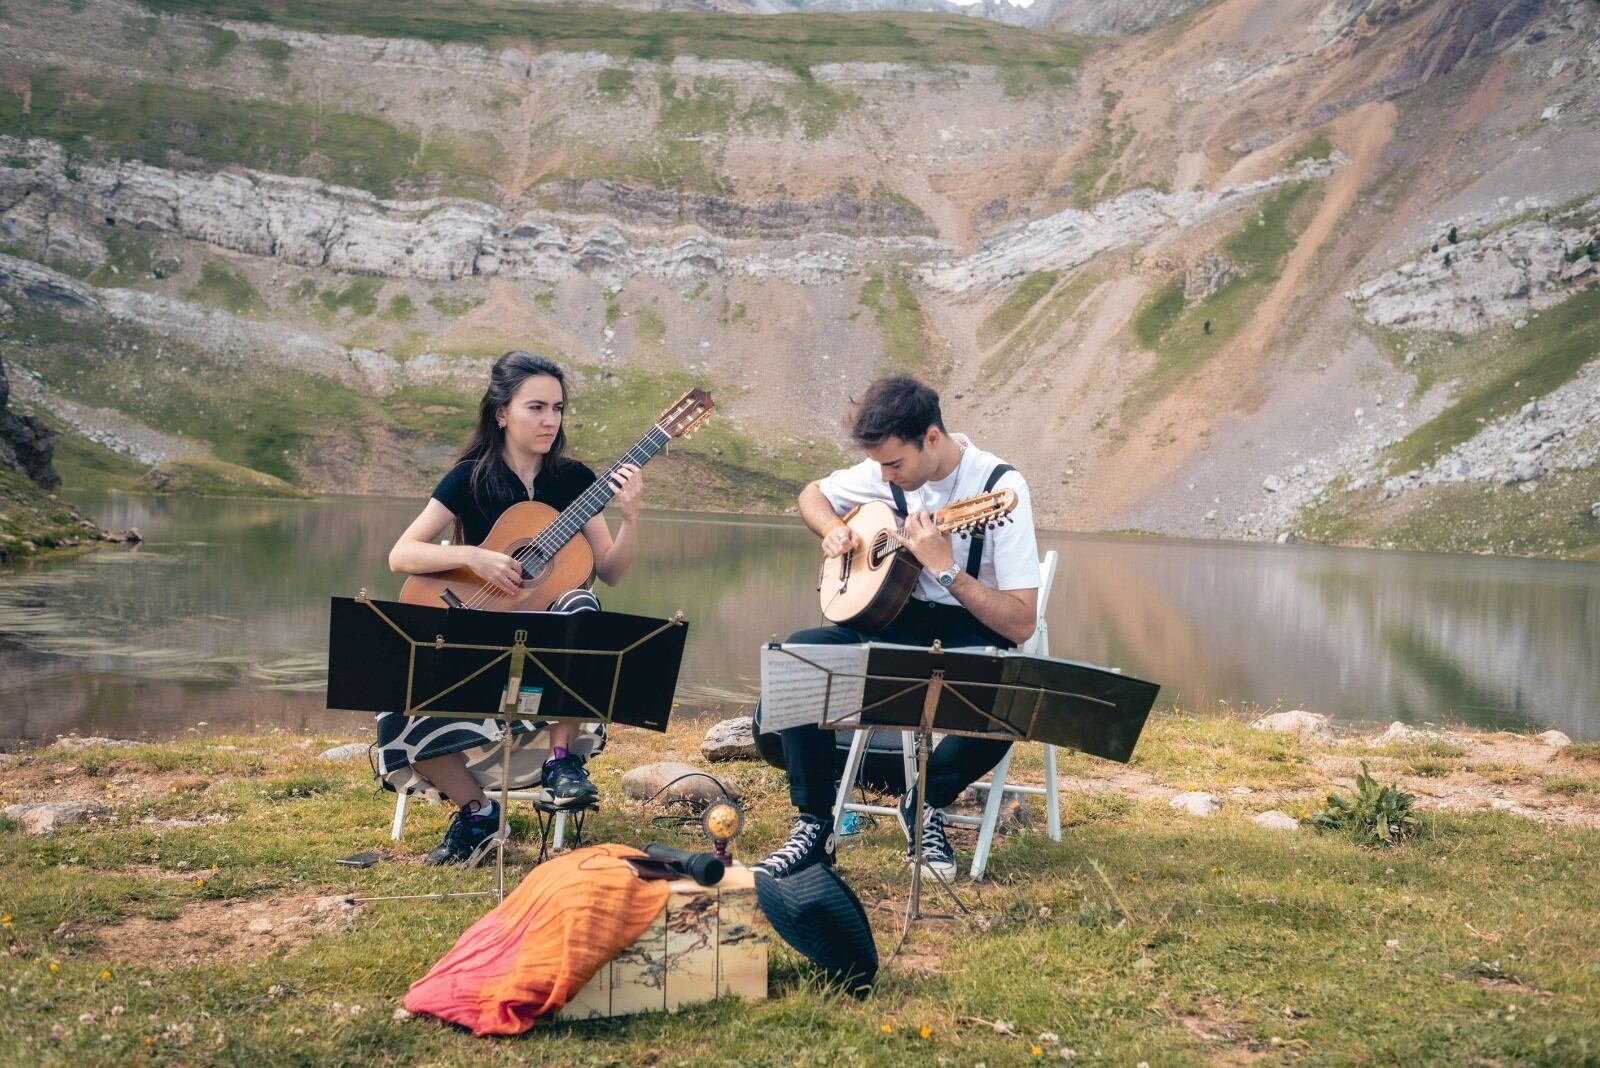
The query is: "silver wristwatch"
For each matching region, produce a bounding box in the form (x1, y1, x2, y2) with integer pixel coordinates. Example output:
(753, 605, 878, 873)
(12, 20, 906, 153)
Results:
(934, 564, 960, 588)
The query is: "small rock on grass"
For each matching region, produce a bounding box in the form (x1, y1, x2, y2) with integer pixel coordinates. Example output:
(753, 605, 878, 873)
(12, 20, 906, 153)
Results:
(1251, 710, 1334, 743)
(700, 716, 758, 762)
(1169, 792, 1220, 817)
(621, 762, 739, 805)
(53, 736, 138, 751)
(3, 800, 112, 835)
(1253, 810, 1299, 831)
(319, 742, 370, 761)
(1537, 730, 1572, 749)
(1368, 721, 1455, 746)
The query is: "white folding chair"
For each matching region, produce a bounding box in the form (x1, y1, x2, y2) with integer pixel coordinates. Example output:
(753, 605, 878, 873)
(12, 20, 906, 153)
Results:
(831, 549, 1062, 880)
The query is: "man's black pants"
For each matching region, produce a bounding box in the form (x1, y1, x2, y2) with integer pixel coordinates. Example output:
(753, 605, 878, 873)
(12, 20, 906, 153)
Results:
(773, 598, 1016, 819)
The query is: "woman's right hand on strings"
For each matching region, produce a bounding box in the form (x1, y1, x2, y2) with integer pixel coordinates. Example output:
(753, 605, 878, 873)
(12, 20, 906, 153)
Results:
(821, 524, 861, 559)
(469, 547, 525, 595)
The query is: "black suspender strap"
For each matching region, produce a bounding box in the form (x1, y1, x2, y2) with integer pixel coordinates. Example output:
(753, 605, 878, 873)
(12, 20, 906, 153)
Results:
(965, 463, 1014, 578)
(889, 482, 909, 517)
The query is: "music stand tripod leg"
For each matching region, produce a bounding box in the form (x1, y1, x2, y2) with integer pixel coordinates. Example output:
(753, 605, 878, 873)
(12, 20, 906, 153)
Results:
(903, 669, 943, 938)
(896, 667, 975, 949)
(494, 705, 512, 901)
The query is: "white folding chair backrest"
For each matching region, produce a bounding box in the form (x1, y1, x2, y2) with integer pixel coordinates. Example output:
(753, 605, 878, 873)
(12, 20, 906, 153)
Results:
(1021, 549, 1058, 658)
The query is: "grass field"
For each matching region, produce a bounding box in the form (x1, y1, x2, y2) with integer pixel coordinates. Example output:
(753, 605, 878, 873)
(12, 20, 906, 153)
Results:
(860, 270, 935, 375)
(1, 712, 1596, 1065)
(134, 1, 1090, 82)
(0, 71, 434, 199)
(0, 463, 98, 562)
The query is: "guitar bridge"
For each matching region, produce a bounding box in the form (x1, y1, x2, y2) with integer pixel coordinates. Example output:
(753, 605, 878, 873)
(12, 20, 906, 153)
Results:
(439, 588, 466, 610)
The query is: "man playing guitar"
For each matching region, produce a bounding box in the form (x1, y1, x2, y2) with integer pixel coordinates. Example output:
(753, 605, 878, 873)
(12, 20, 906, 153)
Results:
(754, 375, 1041, 882)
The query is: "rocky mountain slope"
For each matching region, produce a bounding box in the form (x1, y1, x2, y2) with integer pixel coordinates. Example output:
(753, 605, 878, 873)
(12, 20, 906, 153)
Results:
(0, 0, 1596, 557)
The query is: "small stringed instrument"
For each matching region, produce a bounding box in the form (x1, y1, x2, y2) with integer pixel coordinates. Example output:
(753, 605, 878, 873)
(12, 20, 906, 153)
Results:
(399, 389, 714, 611)
(817, 489, 1018, 631)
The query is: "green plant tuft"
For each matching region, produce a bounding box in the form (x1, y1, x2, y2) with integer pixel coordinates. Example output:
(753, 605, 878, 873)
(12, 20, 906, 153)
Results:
(1311, 762, 1419, 845)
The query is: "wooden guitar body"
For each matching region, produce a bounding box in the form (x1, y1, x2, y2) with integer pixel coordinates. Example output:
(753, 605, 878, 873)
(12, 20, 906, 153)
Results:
(817, 500, 921, 631)
(816, 489, 1019, 632)
(398, 500, 595, 612)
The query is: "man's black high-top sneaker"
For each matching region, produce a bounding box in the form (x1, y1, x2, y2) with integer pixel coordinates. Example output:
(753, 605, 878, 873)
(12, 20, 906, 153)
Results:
(897, 791, 957, 882)
(753, 814, 836, 878)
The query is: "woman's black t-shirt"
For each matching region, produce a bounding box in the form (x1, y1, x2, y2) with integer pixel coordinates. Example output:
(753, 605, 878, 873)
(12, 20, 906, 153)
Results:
(431, 457, 599, 546)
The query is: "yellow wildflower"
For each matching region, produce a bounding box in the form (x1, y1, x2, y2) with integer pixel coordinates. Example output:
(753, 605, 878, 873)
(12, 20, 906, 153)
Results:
(100, 968, 113, 981)
(48, 960, 60, 973)
(881, 1023, 894, 1034)
(1, 915, 12, 926)
(1031, 1045, 1043, 1056)
(919, 1025, 931, 1040)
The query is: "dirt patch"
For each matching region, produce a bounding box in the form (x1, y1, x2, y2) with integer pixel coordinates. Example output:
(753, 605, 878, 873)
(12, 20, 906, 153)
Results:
(92, 891, 357, 969)
(1171, 996, 1270, 1065)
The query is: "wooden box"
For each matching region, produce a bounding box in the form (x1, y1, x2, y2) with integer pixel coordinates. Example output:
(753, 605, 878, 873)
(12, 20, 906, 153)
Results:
(560, 861, 767, 1019)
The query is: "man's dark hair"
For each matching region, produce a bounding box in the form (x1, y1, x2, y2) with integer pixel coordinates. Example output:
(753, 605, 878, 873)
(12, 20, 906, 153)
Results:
(849, 375, 945, 448)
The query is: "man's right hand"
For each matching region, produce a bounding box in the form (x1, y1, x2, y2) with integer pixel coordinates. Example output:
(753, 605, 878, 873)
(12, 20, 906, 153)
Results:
(821, 524, 861, 559)
(469, 547, 525, 595)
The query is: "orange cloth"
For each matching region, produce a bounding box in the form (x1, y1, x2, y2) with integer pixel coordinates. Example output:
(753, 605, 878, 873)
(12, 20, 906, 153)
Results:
(404, 843, 670, 1035)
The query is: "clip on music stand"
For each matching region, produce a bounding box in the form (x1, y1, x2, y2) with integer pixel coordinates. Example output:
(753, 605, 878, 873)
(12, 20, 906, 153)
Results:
(761, 640, 1158, 942)
(326, 590, 689, 905)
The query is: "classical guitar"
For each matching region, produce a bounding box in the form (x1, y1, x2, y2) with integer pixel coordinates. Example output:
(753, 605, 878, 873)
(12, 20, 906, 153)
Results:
(399, 388, 714, 611)
(817, 489, 1018, 631)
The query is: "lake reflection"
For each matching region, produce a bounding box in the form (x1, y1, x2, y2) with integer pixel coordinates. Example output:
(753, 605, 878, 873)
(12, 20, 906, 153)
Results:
(0, 492, 1594, 747)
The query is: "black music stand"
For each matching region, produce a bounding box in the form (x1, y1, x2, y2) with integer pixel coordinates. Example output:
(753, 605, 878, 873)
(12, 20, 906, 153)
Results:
(326, 590, 688, 904)
(761, 640, 1158, 940)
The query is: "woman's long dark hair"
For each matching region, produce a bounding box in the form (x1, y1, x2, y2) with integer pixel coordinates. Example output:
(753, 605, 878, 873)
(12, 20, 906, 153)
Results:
(458, 350, 570, 496)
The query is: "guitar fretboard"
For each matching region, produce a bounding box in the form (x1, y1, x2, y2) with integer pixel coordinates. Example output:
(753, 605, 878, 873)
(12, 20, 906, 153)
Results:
(528, 424, 672, 558)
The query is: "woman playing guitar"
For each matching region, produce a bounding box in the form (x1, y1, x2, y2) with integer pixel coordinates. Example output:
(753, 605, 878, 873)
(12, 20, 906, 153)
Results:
(380, 350, 643, 866)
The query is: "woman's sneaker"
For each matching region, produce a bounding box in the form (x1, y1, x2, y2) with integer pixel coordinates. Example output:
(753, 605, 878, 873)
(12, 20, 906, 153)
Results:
(425, 802, 504, 867)
(538, 753, 599, 808)
(753, 814, 836, 878)
(897, 792, 958, 882)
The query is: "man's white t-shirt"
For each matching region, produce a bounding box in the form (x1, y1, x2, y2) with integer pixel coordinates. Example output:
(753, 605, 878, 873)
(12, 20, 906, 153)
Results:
(817, 434, 1041, 607)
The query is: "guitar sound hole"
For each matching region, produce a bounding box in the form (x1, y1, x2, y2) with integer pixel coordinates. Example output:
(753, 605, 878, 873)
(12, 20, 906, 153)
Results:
(869, 531, 893, 568)
(510, 541, 546, 585)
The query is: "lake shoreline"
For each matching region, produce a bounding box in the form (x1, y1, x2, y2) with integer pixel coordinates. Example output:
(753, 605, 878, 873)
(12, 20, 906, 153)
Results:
(7, 480, 1600, 568)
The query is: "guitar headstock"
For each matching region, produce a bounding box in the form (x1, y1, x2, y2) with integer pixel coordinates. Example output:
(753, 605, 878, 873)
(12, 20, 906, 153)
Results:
(657, 388, 715, 439)
(936, 489, 1018, 536)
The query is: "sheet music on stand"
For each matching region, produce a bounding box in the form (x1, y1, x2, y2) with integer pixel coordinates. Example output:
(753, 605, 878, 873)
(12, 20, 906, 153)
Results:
(758, 643, 871, 732)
